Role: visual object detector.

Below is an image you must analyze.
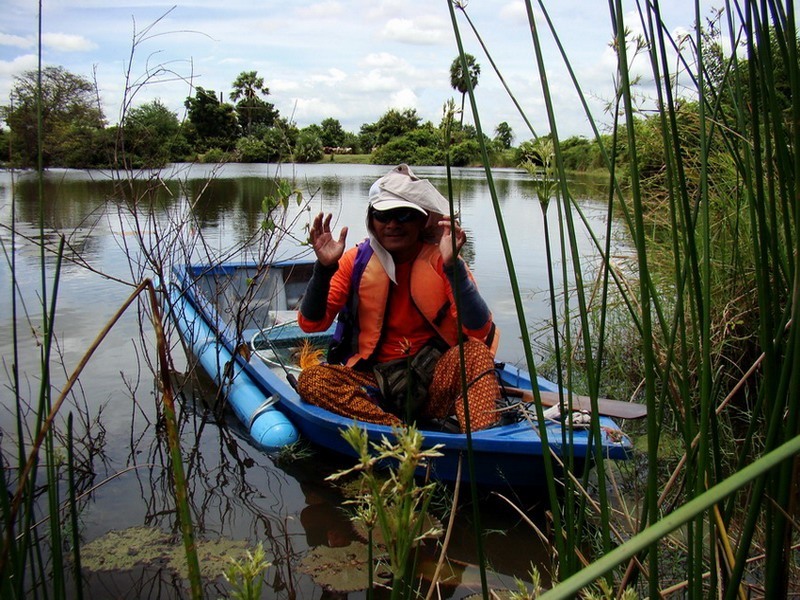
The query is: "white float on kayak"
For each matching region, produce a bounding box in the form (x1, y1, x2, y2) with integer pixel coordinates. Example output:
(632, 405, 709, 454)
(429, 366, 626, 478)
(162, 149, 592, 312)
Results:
(168, 286, 300, 450)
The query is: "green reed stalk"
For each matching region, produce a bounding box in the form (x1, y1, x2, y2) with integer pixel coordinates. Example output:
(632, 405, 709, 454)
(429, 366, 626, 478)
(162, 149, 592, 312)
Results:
(690, 2, 713, 594)
(456, 8, 539, 139)
(640, 1, 711, 591)
(459, 0, 800, 596)
(447, 3, 567, 572)
(440, 97, 489, 597)
(533, 0, 657, 346)
(43, 238, 66, 598)
(607, 3, 662, 596)
(148, 283, 203, 599)
(643, 0, 694, 446)
(539, 432, 800, 599)
(524, 3, 620, 576)
(724, 5, 800, 596)
(0, 164, 24, 599)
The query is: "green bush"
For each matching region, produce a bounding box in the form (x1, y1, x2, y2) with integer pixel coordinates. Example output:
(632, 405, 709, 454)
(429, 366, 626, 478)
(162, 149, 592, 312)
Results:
(261, 127, 293, 162)
(0, 128, 9, 164)
(294, 130, 323, 163)
(560, 136, 601, 171)
(198, 147, 232, 163)
(372, 135, 420, 165)
(371, 127, 447, 165)
(236, 136, 271, 163)
(449, 139, 479, 166)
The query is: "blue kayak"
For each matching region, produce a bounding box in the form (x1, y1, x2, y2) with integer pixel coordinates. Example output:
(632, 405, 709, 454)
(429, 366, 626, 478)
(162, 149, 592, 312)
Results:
(168, 260, 633, 486)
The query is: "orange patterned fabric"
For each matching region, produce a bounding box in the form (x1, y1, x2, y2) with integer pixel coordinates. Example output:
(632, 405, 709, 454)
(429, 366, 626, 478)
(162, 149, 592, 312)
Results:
(423, 339, 500, 432)
(296, 339, 500, 432)
(297, 364, 400, 426)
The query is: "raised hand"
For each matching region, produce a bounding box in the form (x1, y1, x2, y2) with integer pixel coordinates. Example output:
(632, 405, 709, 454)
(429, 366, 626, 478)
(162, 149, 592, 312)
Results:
(438, 216, 466, 267)
(309, 212, 348, 267)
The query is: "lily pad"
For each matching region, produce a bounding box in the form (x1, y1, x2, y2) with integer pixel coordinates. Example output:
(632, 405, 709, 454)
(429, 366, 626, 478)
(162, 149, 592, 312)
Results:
(298, 542, 376, 592)
(80, 526, 254, 581)
(80, 527, 171, 572)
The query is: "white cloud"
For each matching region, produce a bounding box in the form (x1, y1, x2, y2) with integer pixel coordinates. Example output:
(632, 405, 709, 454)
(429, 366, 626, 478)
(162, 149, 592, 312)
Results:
(271, 78, 301, 93)
(0, 54, 38, 117)
(0, 33, 34, 48)
(388, 88, 417, 109)
(0, 54, 38, 78)
(381, 17, 447, 45)
(353, 69, 398, 93)
(308, 68, 347, 86)
(358, 53, 417, 81)
(360, 52, 401, 69)
(42, 32, 97, 52)
(291, 96, 342, 121)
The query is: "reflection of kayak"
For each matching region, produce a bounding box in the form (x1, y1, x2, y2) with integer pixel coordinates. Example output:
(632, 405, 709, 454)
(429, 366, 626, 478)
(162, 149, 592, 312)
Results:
(168, 260, 633, 486)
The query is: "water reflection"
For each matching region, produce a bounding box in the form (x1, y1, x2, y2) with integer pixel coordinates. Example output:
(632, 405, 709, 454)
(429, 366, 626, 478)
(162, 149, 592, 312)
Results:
(104, 361, 556, 598)
(114, 372, 321, 597)
(1, 164, 620, 598)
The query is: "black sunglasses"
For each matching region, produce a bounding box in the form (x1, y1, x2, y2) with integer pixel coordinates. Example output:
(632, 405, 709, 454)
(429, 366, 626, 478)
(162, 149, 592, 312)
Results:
(371, 207, 424, 224)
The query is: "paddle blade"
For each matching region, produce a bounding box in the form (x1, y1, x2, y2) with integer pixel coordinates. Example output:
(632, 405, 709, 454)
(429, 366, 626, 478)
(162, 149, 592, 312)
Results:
(505, 387, 647, 420)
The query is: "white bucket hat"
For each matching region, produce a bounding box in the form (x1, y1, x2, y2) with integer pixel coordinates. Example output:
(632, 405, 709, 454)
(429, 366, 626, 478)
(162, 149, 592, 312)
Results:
(366, 164, 450, 282)
(368, 164, 449, 221)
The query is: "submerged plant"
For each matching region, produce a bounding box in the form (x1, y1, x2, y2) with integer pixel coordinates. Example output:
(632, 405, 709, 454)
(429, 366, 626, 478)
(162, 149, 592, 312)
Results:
(222, 542, 271, 600)
(273, 439, 315, 465)
(328, 424, 444, 599)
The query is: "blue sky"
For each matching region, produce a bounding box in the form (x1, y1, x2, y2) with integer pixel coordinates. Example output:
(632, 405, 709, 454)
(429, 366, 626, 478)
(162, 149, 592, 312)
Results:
(1, 1, 717, 142)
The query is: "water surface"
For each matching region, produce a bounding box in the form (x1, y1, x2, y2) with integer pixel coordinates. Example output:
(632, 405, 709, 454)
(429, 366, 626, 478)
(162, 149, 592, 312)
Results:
(0, 163, 623, 598)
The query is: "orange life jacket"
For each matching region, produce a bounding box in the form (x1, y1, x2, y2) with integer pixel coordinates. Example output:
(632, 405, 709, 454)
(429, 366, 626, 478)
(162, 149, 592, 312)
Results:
(345, 243, 499, 367)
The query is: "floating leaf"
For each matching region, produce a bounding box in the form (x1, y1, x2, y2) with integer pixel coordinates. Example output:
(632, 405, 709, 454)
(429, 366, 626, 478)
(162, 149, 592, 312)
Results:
(80, 526, 168, 572)
(298, 542, 379, 592)
(79, 526, 254, 581)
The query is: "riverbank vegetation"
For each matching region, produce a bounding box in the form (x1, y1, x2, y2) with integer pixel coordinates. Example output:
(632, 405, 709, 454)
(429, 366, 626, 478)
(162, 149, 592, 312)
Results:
(451, 0, 798, 598)
(0, 65, 517, 170)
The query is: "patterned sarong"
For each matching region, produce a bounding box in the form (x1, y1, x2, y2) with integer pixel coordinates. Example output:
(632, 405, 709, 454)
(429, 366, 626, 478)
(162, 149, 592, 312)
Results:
(296, 339, 499, 432)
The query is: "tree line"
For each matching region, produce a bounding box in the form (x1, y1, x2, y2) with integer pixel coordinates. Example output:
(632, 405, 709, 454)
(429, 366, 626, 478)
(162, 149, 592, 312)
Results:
(0, 57, 522, 170)
(9, 42, 783, 174)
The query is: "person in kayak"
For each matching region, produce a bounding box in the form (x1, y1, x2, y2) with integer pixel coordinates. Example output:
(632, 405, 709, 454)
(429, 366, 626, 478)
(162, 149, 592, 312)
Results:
(296, 164, 500, 432)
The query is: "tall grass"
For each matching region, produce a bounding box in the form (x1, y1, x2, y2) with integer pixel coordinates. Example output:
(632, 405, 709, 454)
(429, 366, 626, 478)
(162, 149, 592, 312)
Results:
(452, 0, 798, 596)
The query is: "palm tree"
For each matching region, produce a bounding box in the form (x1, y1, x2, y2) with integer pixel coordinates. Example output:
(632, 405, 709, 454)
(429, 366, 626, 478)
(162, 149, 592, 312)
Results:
(230, 71, 270, 135)
(494, 121, 514, 149)
(449, 54, 481, 125)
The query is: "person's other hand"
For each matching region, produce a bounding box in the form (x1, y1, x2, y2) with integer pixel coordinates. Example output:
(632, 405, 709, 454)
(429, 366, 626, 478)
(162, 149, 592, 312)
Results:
(309, 212, 348, 266)
(438, 216, 465, 267)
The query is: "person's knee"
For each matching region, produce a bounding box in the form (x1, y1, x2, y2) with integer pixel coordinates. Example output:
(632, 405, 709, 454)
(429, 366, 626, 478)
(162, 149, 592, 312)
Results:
(297, 364, 326, 396)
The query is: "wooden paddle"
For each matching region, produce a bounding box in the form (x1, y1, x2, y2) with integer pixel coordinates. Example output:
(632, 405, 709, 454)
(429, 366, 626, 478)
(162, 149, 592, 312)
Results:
(503, 387, 647, 420)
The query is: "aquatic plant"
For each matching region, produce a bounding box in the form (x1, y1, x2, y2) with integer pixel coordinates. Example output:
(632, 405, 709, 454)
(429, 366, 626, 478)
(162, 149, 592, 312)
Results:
(222, 542, 271, 600)
(508, 564, 544, 600)
(328, 424, 444, 599)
